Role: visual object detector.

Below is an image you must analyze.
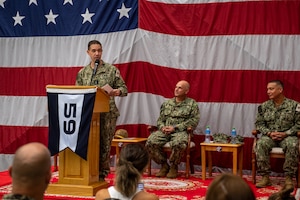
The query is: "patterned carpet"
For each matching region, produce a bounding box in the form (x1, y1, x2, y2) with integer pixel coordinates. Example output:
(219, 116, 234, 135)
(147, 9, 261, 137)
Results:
(0, 169, 297, 200)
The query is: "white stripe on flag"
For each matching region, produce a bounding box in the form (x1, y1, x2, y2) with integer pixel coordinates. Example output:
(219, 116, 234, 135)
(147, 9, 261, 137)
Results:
(1, 30, 299, 71)
(1, 94, 258, 137)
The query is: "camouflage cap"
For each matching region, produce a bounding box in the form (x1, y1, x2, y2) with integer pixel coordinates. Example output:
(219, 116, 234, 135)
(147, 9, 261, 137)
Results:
(212, 133, 230, 143)
(235, 135, 244, 144)
(114, 129, 128, 139)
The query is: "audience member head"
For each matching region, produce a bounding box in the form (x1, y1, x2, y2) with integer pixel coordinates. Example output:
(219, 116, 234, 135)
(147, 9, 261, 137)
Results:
(115, 143, 149, 198)
(9, 142, 52, 200)
(268, 186, 296, 200)
(206, 173, 256, 200)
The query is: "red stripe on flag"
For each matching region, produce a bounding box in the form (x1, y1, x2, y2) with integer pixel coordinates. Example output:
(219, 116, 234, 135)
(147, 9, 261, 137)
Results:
(1, 64, 300, 103)
(0, 67, 81, 96)
(0, 126, 48, 154)
(139, 0, 300, 36)
(119, 62, 300, 103)
(0, 124, 149, 154)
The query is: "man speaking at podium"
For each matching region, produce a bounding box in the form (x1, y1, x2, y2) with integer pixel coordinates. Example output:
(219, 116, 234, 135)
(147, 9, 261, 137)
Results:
(76, 40, 128, 181)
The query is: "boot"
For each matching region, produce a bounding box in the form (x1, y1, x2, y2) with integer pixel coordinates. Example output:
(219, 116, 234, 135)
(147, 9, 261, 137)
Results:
(256, 175, 272, 188)
(155, 163, 170, 177)
(283, 176, 294, 190)
(166, 164, 178, 178)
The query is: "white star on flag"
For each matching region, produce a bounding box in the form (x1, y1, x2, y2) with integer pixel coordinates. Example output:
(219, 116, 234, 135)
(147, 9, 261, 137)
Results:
(81, 8, 95, 24)
(0, 0, 6, 8)
(45, 9, 59, 25)
(13, 11, 25, 26)
(29, 0, 37, 6)
(117, 3, 131, 19)
(63, 0, 73, 5)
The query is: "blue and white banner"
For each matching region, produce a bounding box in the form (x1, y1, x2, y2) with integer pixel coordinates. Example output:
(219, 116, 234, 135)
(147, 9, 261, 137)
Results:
(46, 87, 97, 160)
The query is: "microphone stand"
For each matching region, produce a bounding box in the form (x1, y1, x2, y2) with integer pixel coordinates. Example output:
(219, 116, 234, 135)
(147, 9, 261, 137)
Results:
(90, 60, 99, 85)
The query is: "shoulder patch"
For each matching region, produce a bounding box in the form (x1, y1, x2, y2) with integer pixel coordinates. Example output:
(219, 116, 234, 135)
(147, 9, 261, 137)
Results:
(296, 104, 300, 112)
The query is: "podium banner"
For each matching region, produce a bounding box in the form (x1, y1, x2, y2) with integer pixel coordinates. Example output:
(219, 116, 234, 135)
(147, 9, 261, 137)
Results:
(47, 87, 97, 160)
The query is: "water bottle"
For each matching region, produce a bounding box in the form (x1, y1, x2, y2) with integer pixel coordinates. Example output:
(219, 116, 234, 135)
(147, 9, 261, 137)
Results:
(205, 126, 211, 143)
(231, 128, 237, 144)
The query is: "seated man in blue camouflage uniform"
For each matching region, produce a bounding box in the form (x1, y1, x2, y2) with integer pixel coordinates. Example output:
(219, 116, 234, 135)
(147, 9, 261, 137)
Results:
(146, 80, 200, 178)
(255, 80, 300, 189)
(3, 142, 52, 200)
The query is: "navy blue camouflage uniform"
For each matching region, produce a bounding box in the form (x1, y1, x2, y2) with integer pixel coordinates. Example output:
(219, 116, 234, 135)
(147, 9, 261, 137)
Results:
(76, 61, 128, 178)
(255, 98, 300, 177)
(146, 97, 200, 166)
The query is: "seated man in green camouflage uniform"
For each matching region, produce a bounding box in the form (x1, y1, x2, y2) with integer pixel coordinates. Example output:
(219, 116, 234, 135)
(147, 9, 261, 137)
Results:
(255, 80, 300, 189)
(3, 142, 52, 200)
(146, 80, 200, 178)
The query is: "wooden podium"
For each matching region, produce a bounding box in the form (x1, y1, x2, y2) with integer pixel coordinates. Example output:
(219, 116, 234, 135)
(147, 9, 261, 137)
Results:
(46, 85, 109, 196)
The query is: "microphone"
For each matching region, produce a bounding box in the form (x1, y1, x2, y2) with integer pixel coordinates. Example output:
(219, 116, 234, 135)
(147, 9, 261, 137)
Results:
(93, 59, 100, 76)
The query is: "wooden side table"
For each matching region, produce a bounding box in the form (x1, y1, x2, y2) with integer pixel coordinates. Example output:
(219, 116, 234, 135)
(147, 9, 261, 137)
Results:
(200, 142, 244, 180)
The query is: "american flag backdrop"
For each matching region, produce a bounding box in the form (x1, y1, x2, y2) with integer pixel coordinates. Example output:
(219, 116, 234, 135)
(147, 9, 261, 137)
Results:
(0, 0, 300, 171)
